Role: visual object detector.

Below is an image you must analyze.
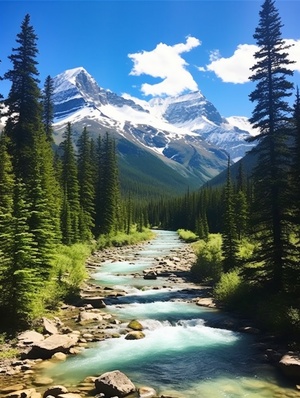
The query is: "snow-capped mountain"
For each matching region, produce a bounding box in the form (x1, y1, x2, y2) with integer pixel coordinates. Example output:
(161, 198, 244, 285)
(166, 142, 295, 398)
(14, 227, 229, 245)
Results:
(52, 67, 256, 192)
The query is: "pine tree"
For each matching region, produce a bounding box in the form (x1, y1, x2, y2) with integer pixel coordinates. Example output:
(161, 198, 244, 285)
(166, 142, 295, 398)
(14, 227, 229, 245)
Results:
(60, 123, 80, 243)
(0, 133, 15, 314)
(77, 127, 95, 240)
(4, 14, 42, 181)
(221, 156, 239, 272)
(1, 15, 62, 323)
(95, 133, 121, 235)
(235, 161, 249, 240)
(247, 0, 294, 291)
(42, 75, 54, 143)
(286, 88, 300, 294)
(9, 179, 40, 327)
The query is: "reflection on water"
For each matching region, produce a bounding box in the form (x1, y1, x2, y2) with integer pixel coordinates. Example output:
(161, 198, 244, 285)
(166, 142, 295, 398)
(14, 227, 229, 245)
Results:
(46, 230, 299, 397)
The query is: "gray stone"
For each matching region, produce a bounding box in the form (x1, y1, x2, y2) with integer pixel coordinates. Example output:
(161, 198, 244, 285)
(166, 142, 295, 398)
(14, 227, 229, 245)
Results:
(26, 334, 78, 359)
(18, 330, 44, 345)
(138, 386, 157, 398)
(77, 311, 103, 323)
(42, 318, 59, 335)
(79, 297, 106, 308)
(94, 370, 136, 397)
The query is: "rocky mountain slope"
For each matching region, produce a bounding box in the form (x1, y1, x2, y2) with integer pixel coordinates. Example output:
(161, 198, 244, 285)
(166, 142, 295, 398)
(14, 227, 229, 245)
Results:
(52, 67, 256, 195)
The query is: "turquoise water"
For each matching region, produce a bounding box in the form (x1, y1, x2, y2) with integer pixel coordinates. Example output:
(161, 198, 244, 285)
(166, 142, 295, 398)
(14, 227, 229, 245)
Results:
(47, 231, 299, 397)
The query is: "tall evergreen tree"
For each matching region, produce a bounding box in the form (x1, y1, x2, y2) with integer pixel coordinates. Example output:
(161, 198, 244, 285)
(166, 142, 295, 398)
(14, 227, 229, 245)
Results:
(234, 161, 249, 240)
(287, 88, 300, 294)
(4, 14, 42, 180)
(4, 14, 60, 278)
(247, 0, 294, 291)
(60, 122, 80, 244)
(222, 156, 239, 272)
(0, 133, 15, 314)
(77, 127, 95, 240)
(95, 133, 121, 235)
(42, 75, 54, 143)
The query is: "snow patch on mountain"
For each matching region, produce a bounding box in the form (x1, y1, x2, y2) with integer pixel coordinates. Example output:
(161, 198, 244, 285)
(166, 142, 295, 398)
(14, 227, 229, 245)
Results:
(226, 116, 259, 137)
(52, 67, 256, 163)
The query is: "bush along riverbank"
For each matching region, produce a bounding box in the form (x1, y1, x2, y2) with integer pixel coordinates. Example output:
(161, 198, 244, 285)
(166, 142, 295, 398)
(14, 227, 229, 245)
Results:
(0, 235, 300, 398)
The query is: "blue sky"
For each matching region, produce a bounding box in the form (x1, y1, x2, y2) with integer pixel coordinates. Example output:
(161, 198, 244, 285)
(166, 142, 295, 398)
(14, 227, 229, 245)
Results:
(1, 0, 300, 118)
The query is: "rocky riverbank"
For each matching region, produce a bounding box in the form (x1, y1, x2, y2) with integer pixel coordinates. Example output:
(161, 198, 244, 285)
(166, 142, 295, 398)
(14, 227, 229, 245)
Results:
(0, 239, 300, 398)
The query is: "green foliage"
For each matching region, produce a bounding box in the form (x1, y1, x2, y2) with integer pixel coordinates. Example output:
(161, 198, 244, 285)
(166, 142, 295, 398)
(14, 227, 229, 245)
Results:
(213, 270, 245, 309)
(60, 123, 80, 244)
(222, 158, 239, 272)
(247, 0, 295, 292)
(77, 127, 95, 240)
(0, 348, 19, 360)
(191, 234, 223, 284)
(42, 242, 92, 308)
(97, 228, 155, 249)
(177, 229, 198, 243)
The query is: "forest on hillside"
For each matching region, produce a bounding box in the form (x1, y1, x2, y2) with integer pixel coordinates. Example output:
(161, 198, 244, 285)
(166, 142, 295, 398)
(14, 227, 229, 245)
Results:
(0, 0, 299, 342)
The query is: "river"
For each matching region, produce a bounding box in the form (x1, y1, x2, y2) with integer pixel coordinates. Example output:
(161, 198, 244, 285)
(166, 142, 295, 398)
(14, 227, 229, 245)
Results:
(47, 230, 299, 397)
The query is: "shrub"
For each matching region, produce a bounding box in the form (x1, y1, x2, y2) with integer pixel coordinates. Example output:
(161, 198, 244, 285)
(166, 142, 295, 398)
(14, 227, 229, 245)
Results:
(177, 229, 198, 243)
(191, 234, 223, 284)
(97, 228, 155, 249)
(213, 269, 244, 308)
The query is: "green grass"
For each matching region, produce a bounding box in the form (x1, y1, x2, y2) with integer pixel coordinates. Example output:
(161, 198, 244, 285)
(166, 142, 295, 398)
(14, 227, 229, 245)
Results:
(97, 228, 155, 249)
(177, 229, 198, 243)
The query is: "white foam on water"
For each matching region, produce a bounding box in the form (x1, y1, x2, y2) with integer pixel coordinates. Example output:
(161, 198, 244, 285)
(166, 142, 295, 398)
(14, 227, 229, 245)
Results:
(49, 316, 239, 381)
(109, 300, 208, 320)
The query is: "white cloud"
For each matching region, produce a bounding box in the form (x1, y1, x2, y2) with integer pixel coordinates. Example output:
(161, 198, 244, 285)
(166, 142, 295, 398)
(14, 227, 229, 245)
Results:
(128, 36, 201, 97)
(285, 39, 300, 73)
(200, 39, 300, 84)
(203, 44, 258, 84)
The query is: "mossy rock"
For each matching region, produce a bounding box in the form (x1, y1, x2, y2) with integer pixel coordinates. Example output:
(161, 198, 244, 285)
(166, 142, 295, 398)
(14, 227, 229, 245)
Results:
(125, 331, 145, 340)
(127, 319, 143, 331)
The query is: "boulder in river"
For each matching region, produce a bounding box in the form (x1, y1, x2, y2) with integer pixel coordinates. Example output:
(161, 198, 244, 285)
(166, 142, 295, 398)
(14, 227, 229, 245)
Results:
(125, 331, 145, 340)
(138, 386, 157, 398)
(94, 370, 136, 397)
(143, 271, 157, 280)
(79, 296, 106, 309)
(127, 319, 143, 331)
(26, 334, 78, 359)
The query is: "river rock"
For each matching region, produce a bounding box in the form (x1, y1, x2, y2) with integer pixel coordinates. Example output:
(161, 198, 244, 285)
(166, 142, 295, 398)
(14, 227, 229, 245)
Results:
(43, 386, 68, 398)
(138, 386, 157, 398)
(18, 330, 45, 345)
(77, 311, 103, 323)
(42, 318, 59, 335)
(196, 298, 215, 308)
(79, 297, 106, 308)
(26, 334, 78, 359)
(279, 354, 300, 382)
(143, 271, 157, 280)
(127, 320, 143, 331)
(125, 331, 145, 340)
(94, 370, 136, 396)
